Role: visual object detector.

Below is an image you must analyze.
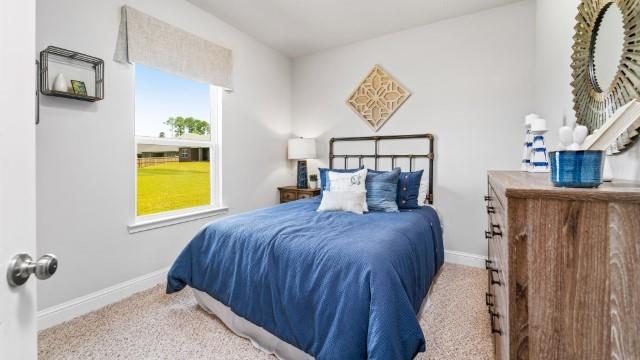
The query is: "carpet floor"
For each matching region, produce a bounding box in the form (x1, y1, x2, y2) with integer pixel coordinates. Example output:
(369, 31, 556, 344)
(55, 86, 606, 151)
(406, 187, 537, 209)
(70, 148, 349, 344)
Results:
(39, 263, 493, 359)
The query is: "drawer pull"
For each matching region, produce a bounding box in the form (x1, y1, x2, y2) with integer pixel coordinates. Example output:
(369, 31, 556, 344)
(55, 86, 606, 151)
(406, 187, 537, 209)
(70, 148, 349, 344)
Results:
(485, 259, 494, 270)
(485, 292, 494, 306)
(486, 206, 496, 214)
(484, 230, 492, 239)
(489, 310, 503, 335)
(491, 224, 502, 237)
(484, 195, 491, 201)
(490, 268, 502, 286)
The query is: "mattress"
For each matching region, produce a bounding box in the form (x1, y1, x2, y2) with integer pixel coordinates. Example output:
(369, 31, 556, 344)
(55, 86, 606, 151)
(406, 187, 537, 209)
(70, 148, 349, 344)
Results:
(167, 197, 444, 359)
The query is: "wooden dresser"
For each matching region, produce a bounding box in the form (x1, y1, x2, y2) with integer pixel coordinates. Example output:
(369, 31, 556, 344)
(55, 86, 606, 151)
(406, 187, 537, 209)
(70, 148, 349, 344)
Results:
(485, 171, 640, 360)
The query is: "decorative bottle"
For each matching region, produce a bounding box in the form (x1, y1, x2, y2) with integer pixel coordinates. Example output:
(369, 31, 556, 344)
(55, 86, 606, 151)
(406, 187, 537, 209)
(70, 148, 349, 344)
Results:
(529, 118, 550, 173)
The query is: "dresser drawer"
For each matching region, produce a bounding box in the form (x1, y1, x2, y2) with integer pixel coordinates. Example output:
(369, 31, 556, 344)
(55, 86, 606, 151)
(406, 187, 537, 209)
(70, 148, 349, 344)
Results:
(280, 190, 297, 203)
(490, 280, 509, 360)
(485, 182, 509, 360)
(278, 187, 321, 204)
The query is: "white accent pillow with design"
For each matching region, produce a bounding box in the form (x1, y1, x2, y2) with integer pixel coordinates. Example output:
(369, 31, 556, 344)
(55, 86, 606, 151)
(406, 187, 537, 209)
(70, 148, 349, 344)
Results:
(317, 191, 367, 214)
(328, 168, 368, 212)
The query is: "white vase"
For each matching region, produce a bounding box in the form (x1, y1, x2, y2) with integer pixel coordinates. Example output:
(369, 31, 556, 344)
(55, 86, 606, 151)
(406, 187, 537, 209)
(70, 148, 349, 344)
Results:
(52, 73, 68, 92)
(603, 155, 613, 182)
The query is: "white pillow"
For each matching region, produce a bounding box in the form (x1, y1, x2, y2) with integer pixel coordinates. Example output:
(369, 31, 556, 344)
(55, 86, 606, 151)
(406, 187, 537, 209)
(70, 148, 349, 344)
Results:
(417, 180, 429, 206)
(317, 191, 366, 214)
(328, 168, 368, 211)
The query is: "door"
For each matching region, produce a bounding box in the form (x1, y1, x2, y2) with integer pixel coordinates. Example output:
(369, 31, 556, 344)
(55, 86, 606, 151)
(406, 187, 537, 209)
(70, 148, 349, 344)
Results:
(0, 0, 38, 358)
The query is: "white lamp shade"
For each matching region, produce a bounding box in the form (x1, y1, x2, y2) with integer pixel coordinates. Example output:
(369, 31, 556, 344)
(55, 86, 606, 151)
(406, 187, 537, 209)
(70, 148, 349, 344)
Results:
(288, 138, 316, 160)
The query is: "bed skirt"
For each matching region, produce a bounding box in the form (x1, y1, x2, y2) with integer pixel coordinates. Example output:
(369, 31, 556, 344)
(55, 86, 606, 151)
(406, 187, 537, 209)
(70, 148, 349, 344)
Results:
(191, 270, 439, 360)
(192, 288, 314, 360)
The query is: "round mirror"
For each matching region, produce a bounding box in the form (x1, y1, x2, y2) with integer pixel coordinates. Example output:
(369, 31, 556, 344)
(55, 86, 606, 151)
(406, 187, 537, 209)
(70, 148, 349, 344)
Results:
(573, 0, 640, 154)
(590, 3, 625, 92)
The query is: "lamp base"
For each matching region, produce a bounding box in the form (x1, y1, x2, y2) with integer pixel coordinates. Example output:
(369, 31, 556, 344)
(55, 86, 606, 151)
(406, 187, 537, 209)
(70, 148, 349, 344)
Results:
(296, 160, 308, 189)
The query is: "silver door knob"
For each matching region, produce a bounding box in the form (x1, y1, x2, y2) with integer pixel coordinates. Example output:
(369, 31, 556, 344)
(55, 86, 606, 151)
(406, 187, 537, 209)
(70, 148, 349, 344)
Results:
(6, 253, 58, 287)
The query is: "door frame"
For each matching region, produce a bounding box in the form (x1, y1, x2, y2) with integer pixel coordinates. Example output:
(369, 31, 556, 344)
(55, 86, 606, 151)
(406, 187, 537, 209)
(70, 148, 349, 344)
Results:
(0, 0, 38, 358)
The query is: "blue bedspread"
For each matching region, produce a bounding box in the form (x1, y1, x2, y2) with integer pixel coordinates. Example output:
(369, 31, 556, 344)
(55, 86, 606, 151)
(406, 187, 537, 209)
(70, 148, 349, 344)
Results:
(167, 197, 444, 359)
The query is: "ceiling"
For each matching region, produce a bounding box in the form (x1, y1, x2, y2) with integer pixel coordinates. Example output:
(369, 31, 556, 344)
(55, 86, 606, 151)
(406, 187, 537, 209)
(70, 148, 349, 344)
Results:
(187, 0, 523, 57)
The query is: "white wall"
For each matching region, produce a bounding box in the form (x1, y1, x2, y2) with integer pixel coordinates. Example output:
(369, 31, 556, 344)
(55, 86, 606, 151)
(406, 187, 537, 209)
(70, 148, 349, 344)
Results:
(36, 0, 292, 310)
(535, 0, 640, 180)
(292, 1, 536, 257)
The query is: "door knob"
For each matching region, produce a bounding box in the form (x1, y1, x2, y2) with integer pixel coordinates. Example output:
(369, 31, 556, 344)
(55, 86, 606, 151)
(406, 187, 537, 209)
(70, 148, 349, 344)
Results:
(7, 253, 58, 287)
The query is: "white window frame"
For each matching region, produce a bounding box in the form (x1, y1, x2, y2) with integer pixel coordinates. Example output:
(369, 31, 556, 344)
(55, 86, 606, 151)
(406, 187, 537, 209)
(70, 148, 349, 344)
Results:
(129, 78, 226, 233)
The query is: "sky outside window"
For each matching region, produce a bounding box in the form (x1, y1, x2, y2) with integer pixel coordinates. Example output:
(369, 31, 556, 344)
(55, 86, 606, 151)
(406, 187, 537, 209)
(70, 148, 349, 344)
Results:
(135, 64, 211, 139)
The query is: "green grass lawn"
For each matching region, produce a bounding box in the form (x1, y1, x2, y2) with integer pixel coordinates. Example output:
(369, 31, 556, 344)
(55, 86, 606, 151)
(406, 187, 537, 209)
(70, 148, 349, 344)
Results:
(137, 161, 210, 216)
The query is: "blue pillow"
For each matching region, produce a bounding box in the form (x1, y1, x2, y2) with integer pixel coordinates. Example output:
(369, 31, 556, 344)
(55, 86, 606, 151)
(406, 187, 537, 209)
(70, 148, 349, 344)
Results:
(365, 168, 401, 212)
(319, 167, 363, 193)
(369, 169, 424, 209)
(396, 170, 423, 209)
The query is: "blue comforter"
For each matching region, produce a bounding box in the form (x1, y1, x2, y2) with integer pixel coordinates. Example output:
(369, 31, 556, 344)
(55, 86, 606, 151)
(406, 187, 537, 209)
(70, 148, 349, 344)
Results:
(167, 197, 444, 359)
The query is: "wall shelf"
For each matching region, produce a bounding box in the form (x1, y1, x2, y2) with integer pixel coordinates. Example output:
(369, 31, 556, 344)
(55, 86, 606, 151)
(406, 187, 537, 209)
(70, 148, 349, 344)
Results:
(39, 46, 104, 102)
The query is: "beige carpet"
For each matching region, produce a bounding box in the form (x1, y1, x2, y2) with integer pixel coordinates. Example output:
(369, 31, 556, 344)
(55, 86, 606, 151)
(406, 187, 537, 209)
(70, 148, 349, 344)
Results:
(39, 263, 493, 359)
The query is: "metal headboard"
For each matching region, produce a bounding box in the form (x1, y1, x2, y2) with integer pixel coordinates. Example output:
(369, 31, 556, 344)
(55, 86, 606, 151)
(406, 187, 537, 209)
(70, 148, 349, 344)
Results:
(329, 134, 434, 204)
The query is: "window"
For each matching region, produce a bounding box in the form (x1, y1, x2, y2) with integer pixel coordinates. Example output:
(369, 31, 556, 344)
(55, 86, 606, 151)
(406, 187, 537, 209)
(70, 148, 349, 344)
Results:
(134, 64, 222, 219)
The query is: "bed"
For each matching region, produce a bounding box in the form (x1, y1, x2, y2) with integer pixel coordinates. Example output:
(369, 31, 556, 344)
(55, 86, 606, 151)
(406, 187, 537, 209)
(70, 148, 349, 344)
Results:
(167, 134, 443, 359)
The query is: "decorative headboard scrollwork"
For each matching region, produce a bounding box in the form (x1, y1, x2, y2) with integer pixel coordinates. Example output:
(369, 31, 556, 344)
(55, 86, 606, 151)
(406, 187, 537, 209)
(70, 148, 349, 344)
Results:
(329, 134, 434, 204)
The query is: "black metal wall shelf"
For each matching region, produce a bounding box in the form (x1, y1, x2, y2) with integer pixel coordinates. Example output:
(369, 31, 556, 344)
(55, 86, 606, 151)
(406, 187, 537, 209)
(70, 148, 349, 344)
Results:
(39, 46, 104, 102)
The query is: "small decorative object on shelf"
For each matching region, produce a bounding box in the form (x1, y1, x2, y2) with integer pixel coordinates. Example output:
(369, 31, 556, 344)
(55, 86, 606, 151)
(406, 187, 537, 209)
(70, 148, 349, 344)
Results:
(52, 73, 68, 92)
(309, 174, 318, 189)
(39, 46, 104, 102)
(70, 80, 87, 96)
(521, 114, 537, 171)
(528, 118, 549, 173)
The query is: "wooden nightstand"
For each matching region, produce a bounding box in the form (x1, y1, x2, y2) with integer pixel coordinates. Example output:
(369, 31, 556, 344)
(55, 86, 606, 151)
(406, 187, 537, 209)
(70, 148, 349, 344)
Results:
(277, 186, 321, 203)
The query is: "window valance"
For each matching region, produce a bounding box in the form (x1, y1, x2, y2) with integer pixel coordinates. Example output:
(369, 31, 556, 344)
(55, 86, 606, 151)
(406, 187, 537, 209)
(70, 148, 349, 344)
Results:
(115, 6, 233, 90)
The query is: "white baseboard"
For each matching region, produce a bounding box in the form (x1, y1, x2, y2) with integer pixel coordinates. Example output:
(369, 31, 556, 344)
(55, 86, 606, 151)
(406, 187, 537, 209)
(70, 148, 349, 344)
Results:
(37, 251, 484, 330)
(444, 250, 486, 268)
(37, 267, 169, 331)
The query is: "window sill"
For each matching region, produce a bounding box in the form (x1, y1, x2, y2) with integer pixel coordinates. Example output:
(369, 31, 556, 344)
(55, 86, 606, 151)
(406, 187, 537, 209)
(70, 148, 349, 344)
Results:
(128, 206, 229, 234)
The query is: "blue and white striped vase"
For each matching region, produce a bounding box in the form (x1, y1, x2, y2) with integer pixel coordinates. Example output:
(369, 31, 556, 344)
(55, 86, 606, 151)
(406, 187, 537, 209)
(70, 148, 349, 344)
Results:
(528, 129, 550, 173)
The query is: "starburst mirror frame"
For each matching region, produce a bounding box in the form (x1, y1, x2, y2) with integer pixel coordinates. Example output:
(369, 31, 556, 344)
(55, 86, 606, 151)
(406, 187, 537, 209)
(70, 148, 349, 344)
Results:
(346, 65, 411, 132)
(571, 0, 640, 154)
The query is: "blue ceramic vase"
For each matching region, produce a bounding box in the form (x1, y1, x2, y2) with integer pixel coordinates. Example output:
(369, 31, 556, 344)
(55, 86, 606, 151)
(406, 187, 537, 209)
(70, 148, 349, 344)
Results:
(549, 150, 604, 188)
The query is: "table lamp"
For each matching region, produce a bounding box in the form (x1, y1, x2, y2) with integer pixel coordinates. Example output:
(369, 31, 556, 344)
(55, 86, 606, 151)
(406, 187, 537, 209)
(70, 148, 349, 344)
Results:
(288, 138, 316, 188)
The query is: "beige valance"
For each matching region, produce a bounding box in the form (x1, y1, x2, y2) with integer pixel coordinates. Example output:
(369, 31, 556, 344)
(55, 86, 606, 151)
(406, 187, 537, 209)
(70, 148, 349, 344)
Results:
(115, 6, 233, 90)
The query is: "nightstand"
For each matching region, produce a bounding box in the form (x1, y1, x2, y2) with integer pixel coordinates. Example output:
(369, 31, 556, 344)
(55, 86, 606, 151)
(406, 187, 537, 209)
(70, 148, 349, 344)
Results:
(277, 186, 321, 203)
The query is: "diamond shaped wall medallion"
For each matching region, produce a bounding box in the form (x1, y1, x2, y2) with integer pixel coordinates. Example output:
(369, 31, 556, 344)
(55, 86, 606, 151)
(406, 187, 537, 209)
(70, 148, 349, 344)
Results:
(346, 65, 411, 132)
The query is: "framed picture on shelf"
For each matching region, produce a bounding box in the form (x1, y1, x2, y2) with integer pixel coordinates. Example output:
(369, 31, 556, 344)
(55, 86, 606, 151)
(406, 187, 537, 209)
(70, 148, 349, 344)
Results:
(70, 80, 87, 96)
